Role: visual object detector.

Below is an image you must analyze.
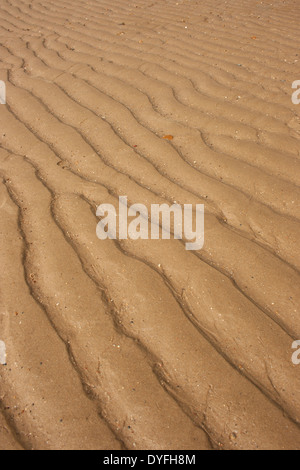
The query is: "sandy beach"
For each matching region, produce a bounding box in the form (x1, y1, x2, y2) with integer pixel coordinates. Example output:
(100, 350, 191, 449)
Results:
(0, 0, 300, 450)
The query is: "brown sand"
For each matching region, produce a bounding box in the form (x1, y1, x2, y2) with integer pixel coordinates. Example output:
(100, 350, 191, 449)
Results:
(0, 0, 300, 451)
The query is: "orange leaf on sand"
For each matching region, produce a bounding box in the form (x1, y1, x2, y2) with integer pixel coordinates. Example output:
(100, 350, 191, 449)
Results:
(163, 135, 174, 140)
(251, 36, 257, 39)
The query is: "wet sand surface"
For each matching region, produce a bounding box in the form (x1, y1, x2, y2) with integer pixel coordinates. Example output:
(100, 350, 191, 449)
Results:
(0, 0, 300, 450)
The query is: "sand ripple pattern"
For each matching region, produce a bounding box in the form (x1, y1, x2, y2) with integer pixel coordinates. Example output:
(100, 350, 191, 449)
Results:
(0, 0, 299, 450)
